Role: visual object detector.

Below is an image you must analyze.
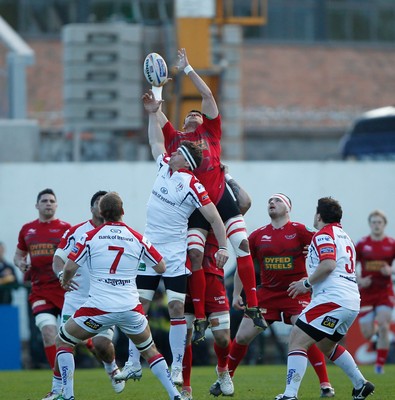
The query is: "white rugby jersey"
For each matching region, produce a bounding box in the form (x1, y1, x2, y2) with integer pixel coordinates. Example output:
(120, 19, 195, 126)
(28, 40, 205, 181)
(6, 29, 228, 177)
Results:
(57, 220, 95, 305)
(68, 221, 162, 312)
(307, 223, 360, 310)
(144, 154, 211, 243)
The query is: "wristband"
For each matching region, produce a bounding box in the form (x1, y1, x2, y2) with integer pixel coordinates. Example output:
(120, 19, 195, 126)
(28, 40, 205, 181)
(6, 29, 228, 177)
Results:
(218, 246, 228, 251)
(303, 278, 312, 289)
(225, 173, 233, 183)
(184, 65, 194, 75)
(57, 271, 64, 279)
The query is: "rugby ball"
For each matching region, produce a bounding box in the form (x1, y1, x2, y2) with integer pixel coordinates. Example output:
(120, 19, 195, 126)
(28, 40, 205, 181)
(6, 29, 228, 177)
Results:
(143, 52, 168, 87)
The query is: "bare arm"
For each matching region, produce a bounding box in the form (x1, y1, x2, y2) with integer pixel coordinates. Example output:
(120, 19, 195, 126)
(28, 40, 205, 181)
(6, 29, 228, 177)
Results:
(60, 259, 79, 291)
(177, 48, 219, 119)
(199, 202, 229, 268)
(153, 259, 166, 274)
(232, 269, 245, 310)
(14, 248, 30, 273)
(142, 90, 168, 160)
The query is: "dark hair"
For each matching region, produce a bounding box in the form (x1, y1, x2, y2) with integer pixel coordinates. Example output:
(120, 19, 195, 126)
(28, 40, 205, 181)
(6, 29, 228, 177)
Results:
(180, 140, 203, 169)
(37, 188, 56, 203)
(90, 190, 108, 207)
(188, 109, 202, 116)
(316, 197, 342, 223)
(99, 192, 123, 222)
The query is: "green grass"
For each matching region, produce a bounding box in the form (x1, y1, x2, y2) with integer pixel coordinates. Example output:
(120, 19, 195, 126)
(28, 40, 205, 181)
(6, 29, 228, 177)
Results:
(1, 364, 392, 400)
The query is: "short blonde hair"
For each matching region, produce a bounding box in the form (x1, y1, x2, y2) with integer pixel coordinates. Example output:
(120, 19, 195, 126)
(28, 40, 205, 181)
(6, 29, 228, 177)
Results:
(368, 209, 387, 225)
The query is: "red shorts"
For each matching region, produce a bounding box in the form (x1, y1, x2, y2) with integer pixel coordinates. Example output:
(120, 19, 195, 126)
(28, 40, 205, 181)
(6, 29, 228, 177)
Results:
(29, 282, 65, 316)
(257, 286, 311, 325)
(185, 273, 229, 315)
(360, 284, 395, 316)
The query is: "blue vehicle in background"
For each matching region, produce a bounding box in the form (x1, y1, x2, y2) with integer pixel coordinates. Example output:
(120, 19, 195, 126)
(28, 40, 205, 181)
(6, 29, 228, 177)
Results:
(340, 107, 395, 160)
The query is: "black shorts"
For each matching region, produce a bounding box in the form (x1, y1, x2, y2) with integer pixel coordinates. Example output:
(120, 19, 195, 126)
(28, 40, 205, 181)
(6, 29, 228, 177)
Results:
(188, 183, 241, 231)
(136, 274, 188, 294)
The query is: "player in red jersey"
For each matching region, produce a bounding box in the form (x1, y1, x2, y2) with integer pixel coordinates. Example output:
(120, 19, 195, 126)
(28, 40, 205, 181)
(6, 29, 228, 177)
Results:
(14, 188, 71, 399)
(356, 210, 395, 374)
(210, 194, 335, 398)
(181, 172, 252, 400)
(143, 48, 266, 342)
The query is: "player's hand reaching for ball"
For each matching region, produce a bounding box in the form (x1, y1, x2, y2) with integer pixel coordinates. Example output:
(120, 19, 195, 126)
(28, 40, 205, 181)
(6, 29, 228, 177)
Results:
(142, 90, 164, 113)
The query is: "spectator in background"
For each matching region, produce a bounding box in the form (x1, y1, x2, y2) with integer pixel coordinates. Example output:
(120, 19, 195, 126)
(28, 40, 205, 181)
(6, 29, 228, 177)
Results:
(0, 241, 18, 304)
(14, 188, 71, 399)
(356, 210, 395, 374)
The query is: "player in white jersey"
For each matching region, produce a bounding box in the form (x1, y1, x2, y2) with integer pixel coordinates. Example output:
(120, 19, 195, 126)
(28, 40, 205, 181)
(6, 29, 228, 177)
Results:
(54, 192, 182, 400)
(42, 191, 125, 399)
(116, 103, 229, 387)
(276, 197, 375, 400)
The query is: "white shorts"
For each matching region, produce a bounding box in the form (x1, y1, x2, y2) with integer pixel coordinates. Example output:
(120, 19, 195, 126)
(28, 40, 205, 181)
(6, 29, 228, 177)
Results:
(298, 298, 359, 337)
(73, 308, 148, 336)
(62, 298, 114, 339)
(138, 241, 189, 278)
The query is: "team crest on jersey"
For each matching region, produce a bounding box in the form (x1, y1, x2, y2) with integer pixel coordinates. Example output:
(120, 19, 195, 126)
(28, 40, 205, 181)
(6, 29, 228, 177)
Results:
(285, 234, 296, 240)
(160, 187, 168, 194)
(176, 182, 184, 191)
(110, 228, 122, 234)
(321, 316, 339, 329)
(84, 318, 102, 330)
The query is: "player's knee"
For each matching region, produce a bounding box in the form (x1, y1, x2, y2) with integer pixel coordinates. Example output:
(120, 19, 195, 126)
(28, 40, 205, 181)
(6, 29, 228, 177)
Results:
(188, 248, 204, 267)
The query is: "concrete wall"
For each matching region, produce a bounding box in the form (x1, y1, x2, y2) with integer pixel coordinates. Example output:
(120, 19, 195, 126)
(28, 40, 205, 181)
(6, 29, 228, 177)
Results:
(1, 160, 395, 339)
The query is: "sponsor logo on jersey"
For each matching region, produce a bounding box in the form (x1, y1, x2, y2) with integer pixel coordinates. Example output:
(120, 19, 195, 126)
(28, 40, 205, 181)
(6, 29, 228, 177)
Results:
(194, 182, 205, 193)
(98, 278, 132, 286)
(316, 234, 332, 244)
(27, 228, 36, 235)
(319, 247, 334, 254)
(285, 233, 296, 240)
(49, 229, 61, 233)
(160, 187, 168, 194)
(152, 189, 176, 206)
(260, 235, 272, 241)
(321, 315, 339, 329)
(110, 228, 122, 234)
(138, 262, 146, 271)
(336, 234, 347, 239)
(363, 245, 372, 252)
(98, 234, 133, 241)
(365, 260, 386, 272)
(29, 243, 56, 256)
(84, 318, 102, 330)
(264, 256, 293, 270)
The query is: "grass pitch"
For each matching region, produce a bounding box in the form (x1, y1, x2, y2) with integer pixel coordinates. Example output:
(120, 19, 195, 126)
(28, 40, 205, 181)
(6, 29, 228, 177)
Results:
(2, 364, 391, 400)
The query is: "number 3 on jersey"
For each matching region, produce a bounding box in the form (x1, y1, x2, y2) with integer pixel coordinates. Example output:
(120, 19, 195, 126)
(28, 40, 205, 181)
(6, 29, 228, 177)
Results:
(108, 246, 124, 274)
(344, 245, 355, 273)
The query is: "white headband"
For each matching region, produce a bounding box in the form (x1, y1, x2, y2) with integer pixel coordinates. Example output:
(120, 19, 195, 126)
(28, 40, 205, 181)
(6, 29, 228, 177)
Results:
(271, 193, 292, 212)
(178, 145, 197, 170)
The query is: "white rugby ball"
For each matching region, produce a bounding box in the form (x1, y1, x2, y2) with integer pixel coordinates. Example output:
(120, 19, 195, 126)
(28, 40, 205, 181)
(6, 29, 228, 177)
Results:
(143, 52, 168, 87)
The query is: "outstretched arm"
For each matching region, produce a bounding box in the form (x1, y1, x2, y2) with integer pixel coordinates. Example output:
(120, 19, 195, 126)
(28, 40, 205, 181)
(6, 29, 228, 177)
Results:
(177, 48, 219, 119)
(142, 90, 168, 160)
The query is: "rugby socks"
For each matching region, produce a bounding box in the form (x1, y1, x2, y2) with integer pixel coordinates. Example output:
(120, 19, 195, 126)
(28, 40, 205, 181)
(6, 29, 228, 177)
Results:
(56, 347, 75, 399)
(170, 317, 187, 370)
(45, 344, 57, 370)
(188, 268, 206, 319)
(103, 359, 118, 375)
(376, 348, 388, 367)
(307, 344, 331, 386)
(149, 354, 180, 398)
(236, 255, 258, 307)
(228, 341, 248, 377)
(127, 339, 142, 368)
(283, 349, 308, 397)
(182, 344, 192, 387)
(329, 344, 365, 388)
(214, 341, 230, 371)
